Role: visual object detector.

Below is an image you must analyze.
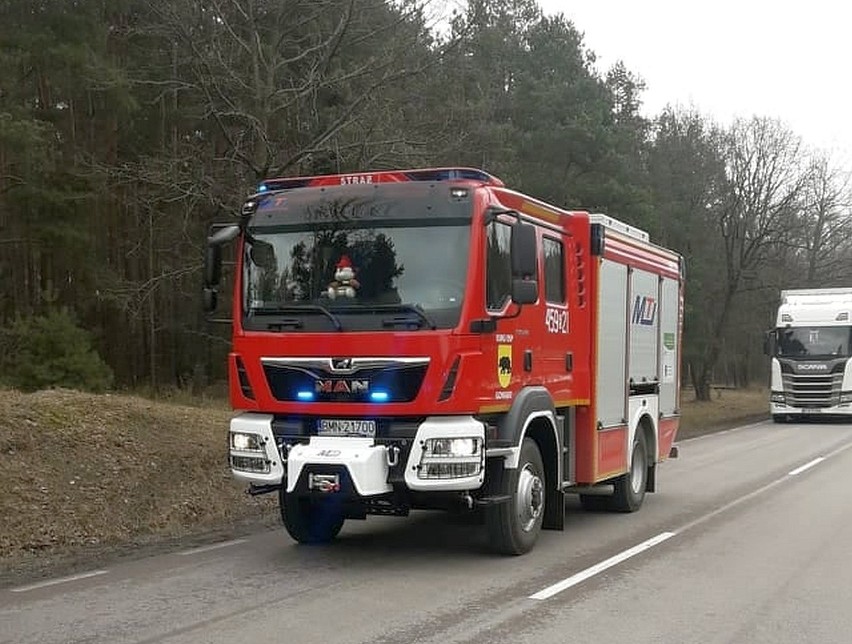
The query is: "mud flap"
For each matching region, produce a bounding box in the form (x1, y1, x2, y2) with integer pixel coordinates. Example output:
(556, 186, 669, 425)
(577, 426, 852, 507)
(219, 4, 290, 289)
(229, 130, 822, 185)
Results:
(543, 488, 565, 531)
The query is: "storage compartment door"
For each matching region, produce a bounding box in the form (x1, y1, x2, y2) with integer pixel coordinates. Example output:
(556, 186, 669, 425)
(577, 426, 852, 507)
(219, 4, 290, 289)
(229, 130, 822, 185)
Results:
(596, 259, 627, 426)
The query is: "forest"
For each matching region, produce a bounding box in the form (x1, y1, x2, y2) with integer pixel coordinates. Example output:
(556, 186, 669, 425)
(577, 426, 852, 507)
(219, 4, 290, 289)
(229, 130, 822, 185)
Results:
(1, 0, 850, 400)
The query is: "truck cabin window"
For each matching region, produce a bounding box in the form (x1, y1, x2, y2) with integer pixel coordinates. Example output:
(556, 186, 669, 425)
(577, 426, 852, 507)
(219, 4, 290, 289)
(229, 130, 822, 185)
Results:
(542, 236, 565, 304)
(242, 195, 471, 331)
(485, 220, 512, 310)
(777, 326, 852, 358)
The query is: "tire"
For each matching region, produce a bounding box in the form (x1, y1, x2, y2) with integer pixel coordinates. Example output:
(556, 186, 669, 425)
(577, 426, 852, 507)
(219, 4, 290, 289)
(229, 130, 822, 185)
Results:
(609, 431, 648, 513)
(772, 414, 787, 424)
(486, 438, 546, 555)
(280, 490, 345, 544)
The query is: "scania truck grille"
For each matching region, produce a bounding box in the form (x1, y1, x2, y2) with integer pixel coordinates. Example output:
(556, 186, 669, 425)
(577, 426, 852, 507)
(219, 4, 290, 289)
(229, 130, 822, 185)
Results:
(781, 373, 843, 408)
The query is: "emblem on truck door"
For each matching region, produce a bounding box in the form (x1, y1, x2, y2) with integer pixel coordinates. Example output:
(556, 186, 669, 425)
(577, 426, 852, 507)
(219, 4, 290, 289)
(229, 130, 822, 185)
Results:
(498, 344, 512, 388)
(632, 295, 658, 326)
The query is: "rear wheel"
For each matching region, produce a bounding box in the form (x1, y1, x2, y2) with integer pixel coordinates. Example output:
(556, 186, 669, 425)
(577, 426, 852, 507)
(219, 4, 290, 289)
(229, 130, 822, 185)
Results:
(280, 490, 345, 544)
(610, 431, 648, 513)
(487, 438, 545, 555)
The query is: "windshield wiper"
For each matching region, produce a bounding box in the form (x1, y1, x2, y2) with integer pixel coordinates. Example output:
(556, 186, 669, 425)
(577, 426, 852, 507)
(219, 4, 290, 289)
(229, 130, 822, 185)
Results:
(370, 304, 438, 330)
(248, 305, 343, 331)
(266, 318, 303, 330)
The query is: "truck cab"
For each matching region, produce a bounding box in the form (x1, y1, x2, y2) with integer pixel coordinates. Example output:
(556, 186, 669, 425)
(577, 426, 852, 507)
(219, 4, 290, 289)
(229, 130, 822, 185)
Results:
(768, 288, 852, 422)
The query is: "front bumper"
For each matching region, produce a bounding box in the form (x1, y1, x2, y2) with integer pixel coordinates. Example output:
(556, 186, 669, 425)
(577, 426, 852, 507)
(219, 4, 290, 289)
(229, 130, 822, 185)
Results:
(228, 413, 486, 495)
(771, 402, 852, 417)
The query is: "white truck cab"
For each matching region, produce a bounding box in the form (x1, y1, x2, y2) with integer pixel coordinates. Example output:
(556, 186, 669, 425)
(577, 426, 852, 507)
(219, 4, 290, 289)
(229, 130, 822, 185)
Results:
(767, 288, 852, 422)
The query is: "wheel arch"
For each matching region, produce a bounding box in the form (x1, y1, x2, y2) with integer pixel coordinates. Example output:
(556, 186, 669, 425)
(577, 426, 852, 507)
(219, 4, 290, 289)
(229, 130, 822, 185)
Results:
(494, 387, 562, 490)
(636, 412, 657, 493)
(488, 387, 566, 539)
(638, 413, 657, 463)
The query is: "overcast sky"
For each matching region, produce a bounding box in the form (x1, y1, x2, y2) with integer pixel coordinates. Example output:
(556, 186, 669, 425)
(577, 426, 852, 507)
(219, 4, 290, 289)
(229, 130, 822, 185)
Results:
(536, 0, 852, 163)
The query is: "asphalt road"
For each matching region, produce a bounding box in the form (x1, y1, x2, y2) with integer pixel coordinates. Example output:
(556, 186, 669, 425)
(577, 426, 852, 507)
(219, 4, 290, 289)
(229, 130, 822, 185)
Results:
(4, 419, 852, 644)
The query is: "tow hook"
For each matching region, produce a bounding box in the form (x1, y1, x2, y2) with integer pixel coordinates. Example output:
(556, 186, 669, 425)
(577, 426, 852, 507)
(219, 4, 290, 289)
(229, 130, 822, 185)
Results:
(308, 473, 341, 493)
(386, 446, 400, 467)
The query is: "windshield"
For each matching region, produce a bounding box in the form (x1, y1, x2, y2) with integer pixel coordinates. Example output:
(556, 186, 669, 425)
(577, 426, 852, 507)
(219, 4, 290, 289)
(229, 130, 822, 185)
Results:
(243, 220, 471, 331)
(776, 326, 852, 358)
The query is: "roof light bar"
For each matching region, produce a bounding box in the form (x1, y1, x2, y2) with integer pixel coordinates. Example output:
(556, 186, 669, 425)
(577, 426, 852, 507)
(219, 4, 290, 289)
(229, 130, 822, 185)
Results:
(256, 167, 503, 194)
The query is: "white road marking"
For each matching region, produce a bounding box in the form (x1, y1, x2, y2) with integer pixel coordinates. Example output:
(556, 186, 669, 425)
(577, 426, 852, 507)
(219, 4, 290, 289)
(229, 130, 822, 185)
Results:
(176, 538, 248, 556)
(10, 570, 109, 593)
(789, 457, 825, 476)
(529, 532, 675, 600)
(531, 438, 852, 602)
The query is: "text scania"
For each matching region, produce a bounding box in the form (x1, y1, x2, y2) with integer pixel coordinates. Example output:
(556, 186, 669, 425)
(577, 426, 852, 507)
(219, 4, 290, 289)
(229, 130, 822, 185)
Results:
(632, 296, 657, 326)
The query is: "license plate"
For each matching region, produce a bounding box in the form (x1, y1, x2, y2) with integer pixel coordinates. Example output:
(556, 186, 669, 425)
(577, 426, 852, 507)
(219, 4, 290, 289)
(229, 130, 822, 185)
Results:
(317, 419, 376, 437)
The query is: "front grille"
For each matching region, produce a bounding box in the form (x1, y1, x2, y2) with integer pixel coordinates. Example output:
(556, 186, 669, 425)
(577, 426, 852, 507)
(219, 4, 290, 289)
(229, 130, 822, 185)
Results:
(262, 357, 429, 403)
(781, 373, 843, 408)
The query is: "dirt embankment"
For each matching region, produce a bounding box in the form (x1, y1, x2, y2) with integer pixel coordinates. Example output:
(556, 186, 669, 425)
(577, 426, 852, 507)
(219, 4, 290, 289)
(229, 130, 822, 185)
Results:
(0, 389, 276, 576)
(0, 387, 767, 578)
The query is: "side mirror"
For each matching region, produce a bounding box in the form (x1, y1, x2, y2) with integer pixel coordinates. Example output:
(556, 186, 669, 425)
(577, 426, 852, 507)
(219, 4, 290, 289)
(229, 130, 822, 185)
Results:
(511, 279, 537, 305)
(511, 221, 537, 278)
(763, 330, 775, 356)
(249, 240, 276, 270)
(510, 221, 538, 305)
(202, 287, 218, 313)
(204, 245, 222, 287)
(204, 224, 240, 286)
(203, 224, 239, 314)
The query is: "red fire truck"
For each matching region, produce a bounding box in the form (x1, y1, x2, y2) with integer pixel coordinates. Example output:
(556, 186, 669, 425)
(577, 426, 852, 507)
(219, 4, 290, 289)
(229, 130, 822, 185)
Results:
(203, 167, 683, 555)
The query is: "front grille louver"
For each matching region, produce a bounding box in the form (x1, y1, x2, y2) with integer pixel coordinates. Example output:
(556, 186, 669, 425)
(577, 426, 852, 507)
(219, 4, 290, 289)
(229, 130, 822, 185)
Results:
(235, 356, 255, 400)
(782, 372, 843, 408)
(438, 356, 461, 401)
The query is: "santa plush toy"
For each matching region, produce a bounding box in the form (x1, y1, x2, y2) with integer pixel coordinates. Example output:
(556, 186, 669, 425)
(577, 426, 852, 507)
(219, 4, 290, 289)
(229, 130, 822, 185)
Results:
(327, 255, 360, 299)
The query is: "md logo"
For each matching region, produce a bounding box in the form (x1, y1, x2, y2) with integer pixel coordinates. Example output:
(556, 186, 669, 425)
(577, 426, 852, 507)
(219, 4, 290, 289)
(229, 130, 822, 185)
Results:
(632, 296, 657, 326)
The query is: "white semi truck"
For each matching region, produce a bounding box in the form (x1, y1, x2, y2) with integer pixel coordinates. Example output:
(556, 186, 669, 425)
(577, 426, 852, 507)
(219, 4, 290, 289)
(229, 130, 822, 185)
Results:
(768, 288, 852, 422)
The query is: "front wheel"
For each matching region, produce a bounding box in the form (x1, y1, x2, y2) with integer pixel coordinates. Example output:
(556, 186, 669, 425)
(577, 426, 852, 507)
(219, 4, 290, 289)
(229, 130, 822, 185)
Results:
(487, 438, 546, 555)
(280, 490, 345, 544)
(772, 414, 788, 424)
(609, 431, 648, 513)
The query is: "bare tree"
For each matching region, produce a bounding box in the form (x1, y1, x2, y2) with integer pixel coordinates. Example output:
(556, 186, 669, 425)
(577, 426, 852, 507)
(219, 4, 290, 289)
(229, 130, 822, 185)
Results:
(796, 153, 852, 285)
(692, 117, 809, 400)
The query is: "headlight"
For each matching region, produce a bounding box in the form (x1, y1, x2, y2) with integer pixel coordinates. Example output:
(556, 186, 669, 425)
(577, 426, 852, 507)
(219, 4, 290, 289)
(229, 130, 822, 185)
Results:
(230, 431, 264, 452)
(770, 392, 786, 404)
(418, 437, 482, 479)
(423, 437, 481, 458)
(840, 392, 852, 404)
